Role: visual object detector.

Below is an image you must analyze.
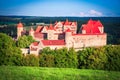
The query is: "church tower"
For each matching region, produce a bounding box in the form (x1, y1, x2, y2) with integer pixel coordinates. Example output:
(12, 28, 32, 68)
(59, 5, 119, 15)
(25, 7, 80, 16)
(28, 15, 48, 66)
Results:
(17, 22, 23, 39)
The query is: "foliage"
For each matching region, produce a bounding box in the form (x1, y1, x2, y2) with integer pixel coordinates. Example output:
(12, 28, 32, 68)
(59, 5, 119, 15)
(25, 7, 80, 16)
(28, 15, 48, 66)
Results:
(22, 54, 39, 66)
(104, 45, 120, 71)
(16, 35, 35, 48)
(39, 54, 55, 67)
(0, 33, 120, 71)
(0, 33, 22, 65)
(40, 47, 55, 54)
(54, 48, 78, 68)
(77, 47, 107, 70)
(0, 66, 120, 80)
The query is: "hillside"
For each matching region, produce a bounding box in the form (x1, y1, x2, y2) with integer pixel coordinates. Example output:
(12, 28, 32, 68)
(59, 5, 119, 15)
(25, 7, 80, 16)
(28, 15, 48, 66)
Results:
(0, 66, 120, 80)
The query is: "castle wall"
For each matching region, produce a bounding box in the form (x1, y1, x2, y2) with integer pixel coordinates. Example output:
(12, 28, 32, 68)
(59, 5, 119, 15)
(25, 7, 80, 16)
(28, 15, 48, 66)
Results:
(42, 45, 65, 50)
(72, 34, 107, 48)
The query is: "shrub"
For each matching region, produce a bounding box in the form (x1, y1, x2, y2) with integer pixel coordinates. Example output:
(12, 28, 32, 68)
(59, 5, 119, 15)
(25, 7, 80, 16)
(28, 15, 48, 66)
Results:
(39, 54, 55, 67)
(55, 48, 78, 68)
(0, 33, 22, 66)
(22, 54, 39, 66)
(104, 45, 120, 71)
(77, 47, 107, 70)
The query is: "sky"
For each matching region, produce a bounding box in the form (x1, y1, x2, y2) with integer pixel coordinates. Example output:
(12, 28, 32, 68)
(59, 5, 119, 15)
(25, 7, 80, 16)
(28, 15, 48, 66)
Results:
(0, 0, 120, 17)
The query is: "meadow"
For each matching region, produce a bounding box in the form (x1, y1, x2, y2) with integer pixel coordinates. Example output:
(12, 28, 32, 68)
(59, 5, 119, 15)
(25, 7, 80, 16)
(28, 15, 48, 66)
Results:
(0, 66, 120, 80)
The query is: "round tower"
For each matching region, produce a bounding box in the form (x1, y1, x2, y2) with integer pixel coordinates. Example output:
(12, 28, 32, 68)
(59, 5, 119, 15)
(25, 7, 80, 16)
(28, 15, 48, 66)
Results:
(17, 22, 23, 39)
(29, 27, 34, 38)
(65, 28, 72, 48)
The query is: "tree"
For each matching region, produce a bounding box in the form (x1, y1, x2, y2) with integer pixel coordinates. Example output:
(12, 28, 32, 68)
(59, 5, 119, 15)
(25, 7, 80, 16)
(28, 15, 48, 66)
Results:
(0, 33, 22, 65)
(104, 45, 120, 71)
(77, 47, 107, 70)
(39, 54, 55, 67)
(16, 35, 35, 48)
(54, 47, 78, 68)
(22, 54, 39, 66)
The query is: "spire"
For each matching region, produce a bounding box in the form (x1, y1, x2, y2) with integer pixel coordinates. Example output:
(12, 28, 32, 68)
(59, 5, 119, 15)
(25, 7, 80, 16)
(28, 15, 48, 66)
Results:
(88, 19, 93, 24)
(48, 24, 54, 30)
(17, 22, 23, 28)
(65, 28, 71, 32)
(64, 19, 69, 25)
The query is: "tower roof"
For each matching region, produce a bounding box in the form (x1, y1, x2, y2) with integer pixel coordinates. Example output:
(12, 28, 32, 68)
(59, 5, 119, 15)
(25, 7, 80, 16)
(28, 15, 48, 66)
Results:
(65, 28, 71, 32)
(17, 22, 23, 28)
(64, 19, 69, 25)
(48, 24, 55, 30)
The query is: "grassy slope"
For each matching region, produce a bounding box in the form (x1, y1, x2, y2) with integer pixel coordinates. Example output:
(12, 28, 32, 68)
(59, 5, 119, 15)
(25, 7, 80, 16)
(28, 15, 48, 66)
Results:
(0, 66, 120, 80)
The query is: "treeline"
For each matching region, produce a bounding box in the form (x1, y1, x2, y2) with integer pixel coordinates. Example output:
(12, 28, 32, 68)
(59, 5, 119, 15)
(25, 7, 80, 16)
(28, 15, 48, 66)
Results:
(0, 33, 120, 71)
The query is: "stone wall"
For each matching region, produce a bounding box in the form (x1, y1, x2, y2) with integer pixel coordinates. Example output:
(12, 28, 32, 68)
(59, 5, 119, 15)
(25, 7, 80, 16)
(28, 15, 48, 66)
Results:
(72, 34, 107, 48)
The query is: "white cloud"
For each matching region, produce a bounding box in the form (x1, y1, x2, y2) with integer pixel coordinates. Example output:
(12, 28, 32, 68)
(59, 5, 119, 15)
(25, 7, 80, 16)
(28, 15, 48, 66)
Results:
(79, 10, 103, 17)
(89, 10, 102, 16)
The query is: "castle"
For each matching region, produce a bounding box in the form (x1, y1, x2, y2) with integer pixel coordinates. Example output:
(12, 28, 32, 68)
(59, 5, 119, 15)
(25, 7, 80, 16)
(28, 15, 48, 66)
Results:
(17, 19, 107, 55)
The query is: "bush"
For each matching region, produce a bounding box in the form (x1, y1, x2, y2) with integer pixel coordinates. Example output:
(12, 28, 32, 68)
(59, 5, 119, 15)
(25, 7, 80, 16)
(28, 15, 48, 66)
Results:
(77, 47, 107, 70)
(0, 33, 22, 66)
(55, 48, 78, 68)
(104, 45, 120, 71)
(22, 54, 39, 66)
(16, 35, 35, 48)
(39, 54, 55, 67)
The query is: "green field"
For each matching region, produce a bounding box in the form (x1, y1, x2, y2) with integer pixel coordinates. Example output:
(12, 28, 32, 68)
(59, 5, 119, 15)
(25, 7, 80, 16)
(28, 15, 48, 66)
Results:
(0, 66, 120, 80)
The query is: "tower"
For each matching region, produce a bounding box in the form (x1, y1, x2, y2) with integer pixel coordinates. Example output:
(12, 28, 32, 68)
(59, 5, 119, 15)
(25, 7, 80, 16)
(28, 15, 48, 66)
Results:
(65, 28, 73, 48)
(29, 27, 34, 38)
(17, 22, 23, 39)
(47, 24, 55, 40)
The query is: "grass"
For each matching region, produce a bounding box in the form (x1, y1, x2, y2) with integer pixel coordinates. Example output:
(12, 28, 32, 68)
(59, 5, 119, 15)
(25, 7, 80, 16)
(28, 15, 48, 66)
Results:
(0, 66, 120, 80)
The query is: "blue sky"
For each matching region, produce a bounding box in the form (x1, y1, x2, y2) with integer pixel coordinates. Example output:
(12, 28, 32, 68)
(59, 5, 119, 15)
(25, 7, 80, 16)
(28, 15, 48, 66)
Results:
(0, 0, 120, 16)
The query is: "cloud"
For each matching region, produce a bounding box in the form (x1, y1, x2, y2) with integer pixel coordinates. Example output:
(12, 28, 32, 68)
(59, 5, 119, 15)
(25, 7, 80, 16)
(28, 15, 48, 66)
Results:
(79, 10, 103, 17)
(89, 10, 102, 16)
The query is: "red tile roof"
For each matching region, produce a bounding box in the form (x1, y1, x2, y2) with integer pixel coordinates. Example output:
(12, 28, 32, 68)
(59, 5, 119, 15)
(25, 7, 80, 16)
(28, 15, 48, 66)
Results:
(17, 22, 23, 28)
(64, 19, 69, 25)
(82, 19, 103, 34)
(35, 26, 43, 32)
(32, 42, 39, 46)
(48, 24, 55, 30)
(34, 33, 43, 39)
(41, 40, 65, 46)
(65, 28, 71, 32)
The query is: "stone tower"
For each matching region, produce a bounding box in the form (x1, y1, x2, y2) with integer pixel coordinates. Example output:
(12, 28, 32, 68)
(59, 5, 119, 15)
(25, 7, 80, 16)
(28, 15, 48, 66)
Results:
(29, 27, 34, 38)
(47, 24, 55, 40)
(65, 28, 73, 48)
(17, 22, 23, 39)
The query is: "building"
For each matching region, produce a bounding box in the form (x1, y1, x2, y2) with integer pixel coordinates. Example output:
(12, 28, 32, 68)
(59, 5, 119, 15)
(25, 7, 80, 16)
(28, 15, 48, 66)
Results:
(17, 19, 107, 55)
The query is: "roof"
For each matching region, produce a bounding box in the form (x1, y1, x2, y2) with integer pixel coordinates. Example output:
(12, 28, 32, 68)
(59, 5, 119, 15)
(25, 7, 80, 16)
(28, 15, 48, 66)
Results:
(34, 33, 44, 39)
(41, 40, 65, 46)
(81, 19, 103, 34)
(35, 26, 43, 32)
(31, 42, 39, 46)
(64, 19, 69, 25)
(65, 28, 71, 32)
(17, 22, 23, 28)
(48, 24, 55, 30)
